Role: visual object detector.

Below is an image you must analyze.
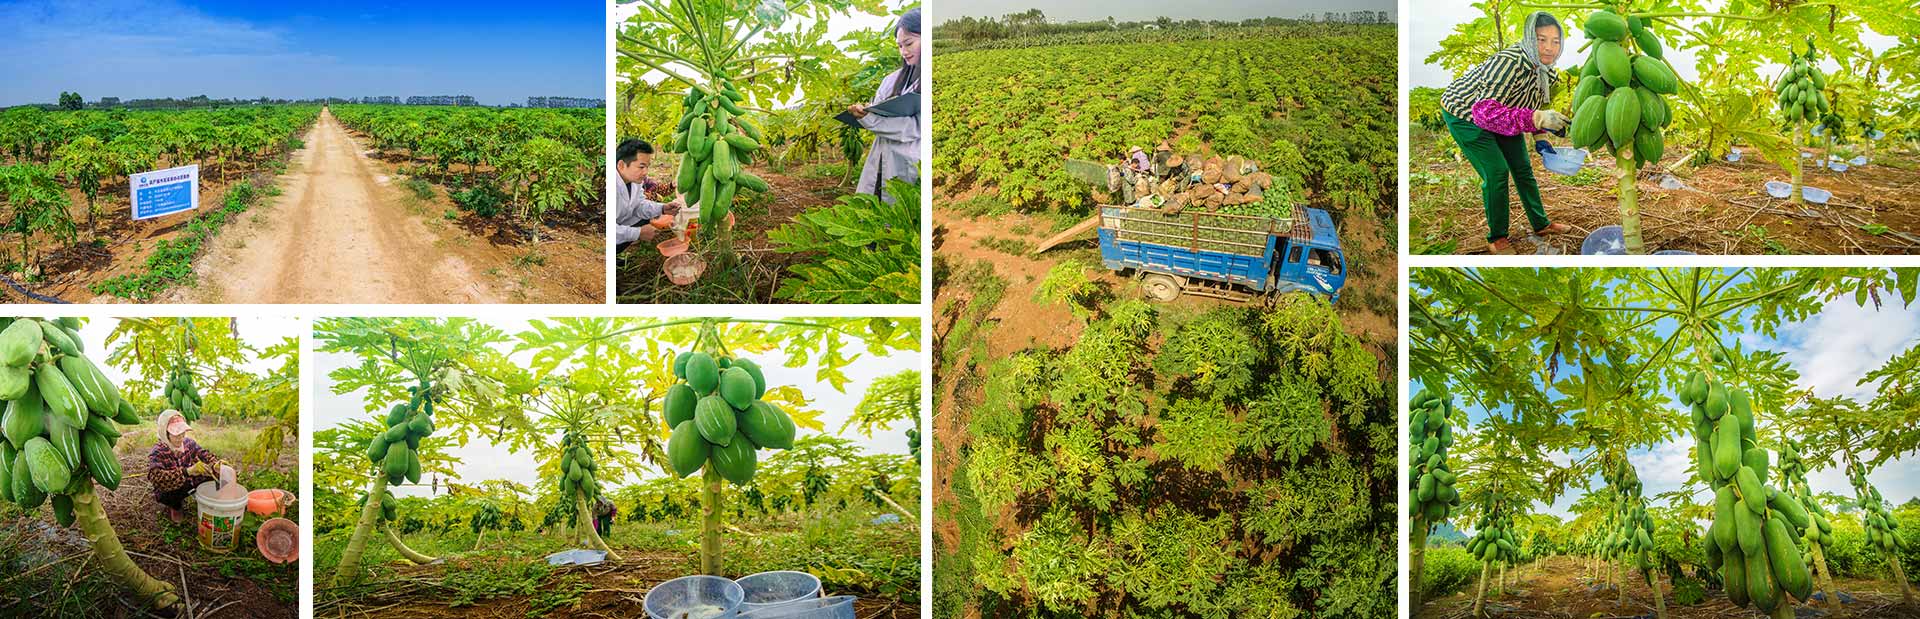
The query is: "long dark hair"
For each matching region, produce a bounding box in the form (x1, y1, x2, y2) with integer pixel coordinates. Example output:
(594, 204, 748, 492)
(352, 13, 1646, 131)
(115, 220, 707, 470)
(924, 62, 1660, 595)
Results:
(889, 8, 921, 98)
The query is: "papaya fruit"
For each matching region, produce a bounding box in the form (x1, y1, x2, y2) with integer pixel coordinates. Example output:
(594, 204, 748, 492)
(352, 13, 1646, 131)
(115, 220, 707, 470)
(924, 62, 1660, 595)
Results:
(21, 436, 69, 494)
(1595, 42, 1632, 88)
(82, 431, 119, 490)
(1713, 415, 1740, 480)
(2, 388, 45, 449)
(45, 416, 80, 471)
(1634, 28, 1664, 60)
(1705, 381, 1729, 418)
(36, 321, 78, 357)
(1765, 516, 1812, 600)
(673, 351, 692, 378)
(57, 355, 119, 416)
(11, 450, 41, 508)
(685, 352, 719, 395)
(1632, 56, 1679, 94)
(52, 493, 74, 527)
(717, 367, 756, 410)
(667, 420, 708, 478)
(694, 395, 736, 446)
(1605, 87, 1641, 149)
(1713, 485, 1738, 550)
(709, 438, 757, 485)
(0, 320, 38, 368)
(1570, 95, 1608, 148)
(367, 434, 391, 464)
(32, 365, 83, 428)
(1736, 466, 1766, 513)
(664, 383, 697, 428)
(1747, 547, 1779, 611)
(1584, 11, 1628, 41)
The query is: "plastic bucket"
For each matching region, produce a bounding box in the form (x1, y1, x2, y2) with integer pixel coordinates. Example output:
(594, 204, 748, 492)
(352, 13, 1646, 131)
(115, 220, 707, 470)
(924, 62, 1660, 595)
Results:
(736, 596, 857, 619)
(1540, 147, 1586, 176)
(195, 481, 249, 553)
(737, 571, 822, 609)
(644, 575, 743, 619)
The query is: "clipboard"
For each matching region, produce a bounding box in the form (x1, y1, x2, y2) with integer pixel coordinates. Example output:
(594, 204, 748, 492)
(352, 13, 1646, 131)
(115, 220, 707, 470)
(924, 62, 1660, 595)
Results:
(835, 92, 919, 127)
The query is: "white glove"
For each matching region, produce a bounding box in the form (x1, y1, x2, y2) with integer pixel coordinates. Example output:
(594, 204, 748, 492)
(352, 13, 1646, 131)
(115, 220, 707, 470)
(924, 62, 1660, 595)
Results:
(1533, 110, 1571, 131)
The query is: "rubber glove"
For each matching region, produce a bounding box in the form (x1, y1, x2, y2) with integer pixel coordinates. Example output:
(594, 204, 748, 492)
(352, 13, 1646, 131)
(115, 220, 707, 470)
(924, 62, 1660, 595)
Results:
(1532, 109, 1571, 132)
(187, 461, 212, 477)
(1535, 140, 1554, 156)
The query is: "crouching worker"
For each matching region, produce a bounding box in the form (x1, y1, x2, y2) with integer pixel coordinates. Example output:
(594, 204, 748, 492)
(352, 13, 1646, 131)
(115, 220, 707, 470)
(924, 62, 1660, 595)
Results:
(148, 410, 234, 522)
(614, 138, 682, 250)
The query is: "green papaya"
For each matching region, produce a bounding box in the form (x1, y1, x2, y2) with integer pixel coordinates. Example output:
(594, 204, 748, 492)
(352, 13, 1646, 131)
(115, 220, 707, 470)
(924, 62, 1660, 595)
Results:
(111, 399, 139, 425)
(1713, 415, 1740, 480)
(1713, 486, 1738, 550)
(11, 450, 41, 508)
(21, 436, 69, 493)
(1705, 382, 1729, 418)
(1632, 56, 1679, 94)
(1605, 87, 1640, 149)
(82, 431, 119, 490)
(36, 321, 78, 356)
(709, 438, 757, 485)
(386, 403, 409, 427)
(1570, 94, 1609, 147)
(0, 320, 38, 368)
(45, 416, 80, 471)
(2, 388, 46, 448)
(667, 420, 709, 478)
(1736, 466, 1766, 513)
(694, 395, 737, 446)
(52, 493, 74, 527)
(664, 383, 697, 428)
(685, 352, 719, 395)
(33, 364, 83, 428)
(1765, 516, 1812, 600)
(1747, 547, 1779, 611)
(717, 367, 756, 410)
(56, 355, 119, 416)
(1584, 11, 1628, 41)
(1594, 42, 1632, 88)
(367, 434, 391, 463)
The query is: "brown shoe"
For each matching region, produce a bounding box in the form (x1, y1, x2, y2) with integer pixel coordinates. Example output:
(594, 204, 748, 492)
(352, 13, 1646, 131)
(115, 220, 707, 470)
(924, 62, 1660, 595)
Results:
(1534, 223, 1573, 235)
(1489, 237, 1514, 254)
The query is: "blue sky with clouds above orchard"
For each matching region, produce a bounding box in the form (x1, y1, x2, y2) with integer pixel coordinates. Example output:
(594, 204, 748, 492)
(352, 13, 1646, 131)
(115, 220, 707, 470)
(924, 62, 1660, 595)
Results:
(0, 0, 601, 106)
(1416, 271, 1920, 527)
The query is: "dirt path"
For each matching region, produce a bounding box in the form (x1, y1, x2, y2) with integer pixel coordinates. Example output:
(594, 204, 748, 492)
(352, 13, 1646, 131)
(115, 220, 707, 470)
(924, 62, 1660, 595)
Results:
(1421, 555, 1920, 618)
(172, 109, 576, 303)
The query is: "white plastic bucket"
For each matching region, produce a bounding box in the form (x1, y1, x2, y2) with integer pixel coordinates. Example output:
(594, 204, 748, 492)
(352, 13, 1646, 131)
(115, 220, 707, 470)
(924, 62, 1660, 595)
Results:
(195, 481, 249, 553)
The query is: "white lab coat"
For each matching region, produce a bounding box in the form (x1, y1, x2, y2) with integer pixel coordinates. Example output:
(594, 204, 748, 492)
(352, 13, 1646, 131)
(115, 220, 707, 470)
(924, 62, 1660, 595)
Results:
(614, 179, 665, 245)
(856, 68, 921, 203)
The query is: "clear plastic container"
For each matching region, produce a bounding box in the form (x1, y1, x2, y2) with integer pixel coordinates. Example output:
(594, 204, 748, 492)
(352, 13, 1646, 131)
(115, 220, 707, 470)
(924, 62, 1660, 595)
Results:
(1539, 147, 1586, 176)
(644, 575, 743, 619)
(735, 596, 857, 619)
(736, 571, 823, 608)
(1580, 225, 1626, 256)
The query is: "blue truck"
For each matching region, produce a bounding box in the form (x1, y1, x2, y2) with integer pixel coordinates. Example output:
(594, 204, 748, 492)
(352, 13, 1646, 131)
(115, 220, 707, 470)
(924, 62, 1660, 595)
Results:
(1092, 205, 1346, 304)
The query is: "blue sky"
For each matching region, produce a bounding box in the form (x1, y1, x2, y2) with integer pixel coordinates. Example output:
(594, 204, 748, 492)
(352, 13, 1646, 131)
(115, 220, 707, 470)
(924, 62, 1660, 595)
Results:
(0, 0, 603, 106)
(1414, 271, 1920, 528)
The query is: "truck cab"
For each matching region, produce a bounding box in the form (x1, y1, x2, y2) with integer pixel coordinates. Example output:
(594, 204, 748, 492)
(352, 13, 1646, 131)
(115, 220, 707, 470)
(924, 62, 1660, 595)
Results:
(1270, 208, 1346, 303)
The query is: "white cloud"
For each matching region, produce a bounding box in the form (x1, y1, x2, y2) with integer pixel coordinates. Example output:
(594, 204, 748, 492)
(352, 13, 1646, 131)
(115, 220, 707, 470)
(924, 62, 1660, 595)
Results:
(1775, 290, 1920, 400)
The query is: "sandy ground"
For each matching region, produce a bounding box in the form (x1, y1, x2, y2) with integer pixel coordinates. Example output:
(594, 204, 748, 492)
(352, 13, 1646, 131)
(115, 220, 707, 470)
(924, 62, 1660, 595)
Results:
(172, 109, 590, 303)
(1420, 555, 1920, 619)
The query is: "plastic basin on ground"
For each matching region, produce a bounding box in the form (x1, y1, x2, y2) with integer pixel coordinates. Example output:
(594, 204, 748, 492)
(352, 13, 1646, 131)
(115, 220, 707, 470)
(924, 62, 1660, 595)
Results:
(1580, 226, 1627, 255)
(1850, 156, 1868, 166)
(545, 549, 607, 566)
(644, 575, 744, 619)
(1829, 162, 1849, 172)
(1725, 150, 1742, 162)
(735, 596, 858, 619)
(257, 517, 297, 564)
(247, 488, 291, 517)
(1800, 151, 1813, 158)
(1540, 147, 1586, 176)
(1764, 181, 1831, 204)
(1653, 250, 1697, 255)
(737, 571, 822, 609)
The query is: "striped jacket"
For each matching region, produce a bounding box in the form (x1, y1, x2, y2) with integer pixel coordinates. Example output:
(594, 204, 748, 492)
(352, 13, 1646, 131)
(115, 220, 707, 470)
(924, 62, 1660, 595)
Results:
(1442, 45, 1551, 120)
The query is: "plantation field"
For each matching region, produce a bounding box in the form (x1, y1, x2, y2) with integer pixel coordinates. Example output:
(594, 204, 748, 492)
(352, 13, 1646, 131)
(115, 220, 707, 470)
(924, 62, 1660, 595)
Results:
(0, 104, 604, 303)
(1410, 126, 1920, 255)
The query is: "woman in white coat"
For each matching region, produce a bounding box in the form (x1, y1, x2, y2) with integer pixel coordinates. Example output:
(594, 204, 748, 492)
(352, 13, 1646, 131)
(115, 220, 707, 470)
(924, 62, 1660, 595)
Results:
(846, 8, 921, 203)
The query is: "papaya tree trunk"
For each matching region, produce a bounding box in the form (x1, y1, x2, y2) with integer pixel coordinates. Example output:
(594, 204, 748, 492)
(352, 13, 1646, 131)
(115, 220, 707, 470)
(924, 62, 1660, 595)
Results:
(1498, 562, 1507, 595)
(1618, 157, 1644, 255)
(1616, 559, 1626, 605)
(1472, 561, 1491, 618)
(700, 465, 723, 575)
(574, 489, 620, 561)
(331, 474, 389, 587)
(72, 484, 180, 610)
(1790, 126, 1805, 206)
(1410, 514, 1429, 612)
(381, 524, 439, 564)
(1812, 542, 1840, 615)
(1649, 565, 1667, 619)
(1890, 549, 1914, 603)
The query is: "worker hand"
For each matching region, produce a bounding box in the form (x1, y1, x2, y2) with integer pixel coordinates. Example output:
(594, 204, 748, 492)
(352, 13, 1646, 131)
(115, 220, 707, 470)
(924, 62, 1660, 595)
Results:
(846, 104, 868, 119)
(650, 215, 674, 230)
(636, 225, 662, 243)
(662, 197, 684, 215)
(187, 461, 212, 477)
(1535, 140, 1554, 156)
(1532, 109, 1571, 132)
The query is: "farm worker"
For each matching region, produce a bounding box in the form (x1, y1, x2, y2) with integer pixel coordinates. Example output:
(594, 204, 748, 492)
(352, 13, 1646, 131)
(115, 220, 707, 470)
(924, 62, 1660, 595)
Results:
(592, 496, 617, 538)
(1438, 11, 1576, 253)
(1127, 146, 1151, 173)
(613, 138, 682, 248)
(147, 410, 235, 523)
(847, 7, 921, 203)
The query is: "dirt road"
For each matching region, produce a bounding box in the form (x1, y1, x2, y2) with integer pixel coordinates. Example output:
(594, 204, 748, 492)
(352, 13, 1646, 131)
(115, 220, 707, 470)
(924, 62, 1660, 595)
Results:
(173, 109, 590, 303)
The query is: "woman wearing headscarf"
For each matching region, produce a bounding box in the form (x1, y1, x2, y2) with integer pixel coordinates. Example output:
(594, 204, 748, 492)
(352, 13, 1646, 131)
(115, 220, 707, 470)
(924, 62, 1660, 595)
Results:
(1440, 11, 1575, 253)
(847, 7, 921, 203)
(147, 410, 233, 522)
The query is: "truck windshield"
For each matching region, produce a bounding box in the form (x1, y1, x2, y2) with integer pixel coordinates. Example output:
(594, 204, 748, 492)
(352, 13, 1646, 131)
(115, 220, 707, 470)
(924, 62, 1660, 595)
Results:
(1307, 249, 1342, 275)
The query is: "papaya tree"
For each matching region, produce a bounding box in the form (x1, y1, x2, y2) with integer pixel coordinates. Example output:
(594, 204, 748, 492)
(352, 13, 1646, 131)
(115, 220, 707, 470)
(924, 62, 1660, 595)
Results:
(50, 136, 114, 237)
(316, 317, 511, 586)
(0, 163, 77, 272)
(0, 318, 178, 612)
(511, 316, 917, 574)
(1407, 386, 1460, 611)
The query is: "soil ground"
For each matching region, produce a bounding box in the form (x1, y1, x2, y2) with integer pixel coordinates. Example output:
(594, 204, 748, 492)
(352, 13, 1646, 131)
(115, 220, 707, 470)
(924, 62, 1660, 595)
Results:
(0, 420, 297, 618)
(169, 109, 601, 303)
(614, 163, 851, 304)
(1421, 555, 1920, 619)
(1410, 127, 1920, 255)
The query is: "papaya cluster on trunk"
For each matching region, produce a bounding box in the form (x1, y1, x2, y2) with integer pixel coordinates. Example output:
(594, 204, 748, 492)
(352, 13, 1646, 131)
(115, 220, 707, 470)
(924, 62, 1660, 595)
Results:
(559, 431, 603, 503)
(1602, 459, 1659, 581)
(1569, 9, 1677, 167)
(366, 378, 436, 487)
(664, 350, 795, 485)
(666, 78, 771, 230)
(1847, 460, 1903, 553)
(0, 318, 139, 521)
(1467, 501, 1521, 564)
(1682, 366, 1814, 611)
(1776, 440, 1835, 545)
(165, 362, 203, 421)
(1409, 388, 1459, 524)
(1776, 40, 1830, 126)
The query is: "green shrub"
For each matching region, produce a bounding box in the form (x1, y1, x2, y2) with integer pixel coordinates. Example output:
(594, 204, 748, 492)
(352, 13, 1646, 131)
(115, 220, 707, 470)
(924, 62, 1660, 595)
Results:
(1420, 545, 1480, 600)
(452, 184, 507, 218)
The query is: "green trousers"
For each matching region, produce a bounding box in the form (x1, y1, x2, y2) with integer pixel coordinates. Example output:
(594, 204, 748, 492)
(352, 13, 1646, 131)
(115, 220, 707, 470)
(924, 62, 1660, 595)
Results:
(1444, 111, 1549, 242)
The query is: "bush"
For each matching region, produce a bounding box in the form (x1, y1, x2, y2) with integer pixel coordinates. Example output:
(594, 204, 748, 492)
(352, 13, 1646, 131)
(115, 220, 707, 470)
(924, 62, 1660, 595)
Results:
(1420, 545, 1480, 600)
(404, 178, 436, 200)
(451, 184, 507, 218)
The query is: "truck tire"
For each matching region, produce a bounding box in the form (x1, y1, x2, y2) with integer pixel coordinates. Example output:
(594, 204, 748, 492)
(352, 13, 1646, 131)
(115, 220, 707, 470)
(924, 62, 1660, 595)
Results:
(1140, 273, 1181, 302)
